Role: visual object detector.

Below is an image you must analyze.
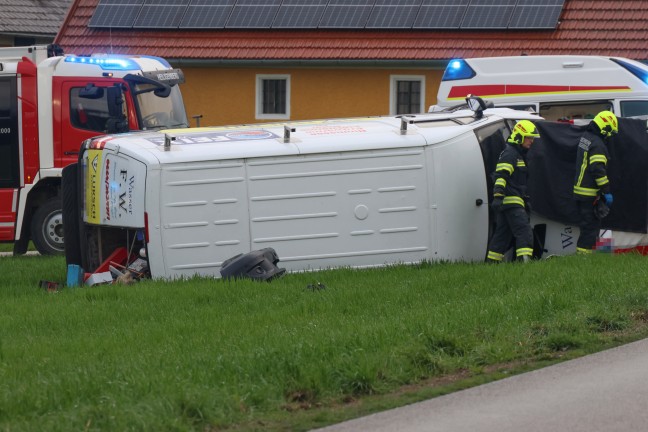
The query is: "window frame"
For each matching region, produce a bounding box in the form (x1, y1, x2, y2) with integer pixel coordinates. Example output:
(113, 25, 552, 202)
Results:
(390, 75, 426, 115)
(256, 74, 291, 120)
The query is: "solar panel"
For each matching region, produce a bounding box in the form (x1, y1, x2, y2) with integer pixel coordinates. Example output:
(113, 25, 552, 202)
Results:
(365, 0, 421, 29)
(508, 5, 562, 28)
(272, 0, 328, 28)
(89, 0, 565, 30)
(226, 0, 281, 28)
(413, 0, 468, 29)
(89, 0, 144, 28)
(319, 0, 374, 28)
(179, 0, 236, 29)
(508, 0, 564, 29)
(134, 0, 191, 28)
(460, 0, 516, 29)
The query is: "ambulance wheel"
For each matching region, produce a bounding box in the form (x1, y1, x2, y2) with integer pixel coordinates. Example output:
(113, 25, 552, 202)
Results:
(31, 198, 65, 255)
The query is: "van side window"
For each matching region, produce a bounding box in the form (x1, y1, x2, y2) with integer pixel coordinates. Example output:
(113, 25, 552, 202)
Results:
(620, 101, 648, 117)
(70, 87, 124, 132)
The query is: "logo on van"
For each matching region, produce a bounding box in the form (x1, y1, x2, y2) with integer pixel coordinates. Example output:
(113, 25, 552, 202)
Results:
(225, 130, 274, 140)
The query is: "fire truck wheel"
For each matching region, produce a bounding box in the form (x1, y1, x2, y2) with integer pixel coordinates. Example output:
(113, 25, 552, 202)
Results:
(31, 198, 65, 255)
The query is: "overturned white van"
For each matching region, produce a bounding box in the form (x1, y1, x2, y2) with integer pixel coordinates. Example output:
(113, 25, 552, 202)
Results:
(63, 98, 579, 279)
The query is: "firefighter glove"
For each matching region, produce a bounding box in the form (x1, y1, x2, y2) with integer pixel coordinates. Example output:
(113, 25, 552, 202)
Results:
(603, 193, 614, 207)
(491, 197, 503, 212)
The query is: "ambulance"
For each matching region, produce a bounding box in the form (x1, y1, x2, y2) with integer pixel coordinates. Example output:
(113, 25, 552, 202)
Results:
(432, 55, 648, 121)
(62, 97, 580, 279)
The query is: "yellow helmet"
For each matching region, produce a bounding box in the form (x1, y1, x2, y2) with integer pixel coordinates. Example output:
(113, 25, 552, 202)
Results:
(507, 120, 540, 144)
(593, 111, 618, 137)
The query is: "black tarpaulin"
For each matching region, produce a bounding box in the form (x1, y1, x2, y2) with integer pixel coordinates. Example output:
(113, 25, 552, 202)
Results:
(527, 118, 648, 233)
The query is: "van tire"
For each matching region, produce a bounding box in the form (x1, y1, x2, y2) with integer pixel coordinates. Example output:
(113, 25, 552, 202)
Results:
(31, 198, 65, 255)
(62, 164, 82, 265)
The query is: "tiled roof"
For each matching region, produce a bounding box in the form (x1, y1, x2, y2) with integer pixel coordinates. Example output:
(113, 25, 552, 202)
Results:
(0, 0, 72, 36)
(56, 0, 648, 61)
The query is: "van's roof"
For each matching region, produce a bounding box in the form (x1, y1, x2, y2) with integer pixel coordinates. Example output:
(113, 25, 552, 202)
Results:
(98, 109, 541, 165)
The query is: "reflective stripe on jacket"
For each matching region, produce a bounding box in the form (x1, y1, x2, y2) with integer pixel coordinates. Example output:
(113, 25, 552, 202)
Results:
(573, 129, 610, 200)
(492, 143, 528, 209)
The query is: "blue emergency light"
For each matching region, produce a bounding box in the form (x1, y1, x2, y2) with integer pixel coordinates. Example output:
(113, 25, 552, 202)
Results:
(441, 59, 476, 81)
(64, 55, 139, 71)
(612, 58, 648, 85)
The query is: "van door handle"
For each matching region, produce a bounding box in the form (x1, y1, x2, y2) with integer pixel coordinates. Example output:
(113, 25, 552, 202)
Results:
(476, 199, 483, 206)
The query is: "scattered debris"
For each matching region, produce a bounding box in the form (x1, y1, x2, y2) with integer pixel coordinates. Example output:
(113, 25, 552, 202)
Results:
(85, 271, 113, 286)
(40, 280, 61, 292)
(66, 264, 84, 287)
(63, 237, 151, 288)
(220, 248, 285, 281)
(306, 282, 326, 291)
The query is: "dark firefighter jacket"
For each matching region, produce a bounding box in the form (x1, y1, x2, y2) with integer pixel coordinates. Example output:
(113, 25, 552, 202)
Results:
(573, 126, 610, 200)
(492, 143, 529, 209)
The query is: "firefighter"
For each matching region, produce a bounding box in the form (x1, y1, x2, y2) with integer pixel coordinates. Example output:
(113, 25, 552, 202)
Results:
(573, 110, 618, 253)
(486, 120, 540, 263)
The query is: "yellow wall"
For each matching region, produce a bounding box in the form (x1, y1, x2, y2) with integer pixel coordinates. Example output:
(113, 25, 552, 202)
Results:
(178, 66, 444, 127)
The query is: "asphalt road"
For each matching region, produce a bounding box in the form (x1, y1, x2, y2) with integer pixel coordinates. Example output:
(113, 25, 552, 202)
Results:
(316, 338, 648, 432)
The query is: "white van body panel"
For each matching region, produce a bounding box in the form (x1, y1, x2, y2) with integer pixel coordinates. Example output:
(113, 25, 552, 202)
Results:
(83, 110, 571, 279)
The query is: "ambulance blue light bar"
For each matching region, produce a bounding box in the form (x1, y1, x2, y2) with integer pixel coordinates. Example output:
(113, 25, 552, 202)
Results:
(442, 59, 476, 81)
(64, 56, 139, 71)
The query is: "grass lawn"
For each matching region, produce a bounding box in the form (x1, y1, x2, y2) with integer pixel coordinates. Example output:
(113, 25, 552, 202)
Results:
(1, 252, 647, 431)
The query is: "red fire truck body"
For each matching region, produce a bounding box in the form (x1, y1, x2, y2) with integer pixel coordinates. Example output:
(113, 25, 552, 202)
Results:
(0, 45, 188, 255)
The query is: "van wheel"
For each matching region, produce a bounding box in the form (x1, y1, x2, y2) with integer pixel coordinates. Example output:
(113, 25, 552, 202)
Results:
(62, 164, 81, 266)
(31, 198, 65, 255)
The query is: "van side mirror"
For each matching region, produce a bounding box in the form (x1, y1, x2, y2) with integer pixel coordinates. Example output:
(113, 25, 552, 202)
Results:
(466, 94, 489, 119)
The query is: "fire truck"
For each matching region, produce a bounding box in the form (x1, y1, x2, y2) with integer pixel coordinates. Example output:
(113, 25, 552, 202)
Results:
(0, 44, 188, 255)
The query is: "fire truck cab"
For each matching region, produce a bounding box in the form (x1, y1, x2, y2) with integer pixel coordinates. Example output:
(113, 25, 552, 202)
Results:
(0, 44, 188, 255)
(432, 55, 648, 121)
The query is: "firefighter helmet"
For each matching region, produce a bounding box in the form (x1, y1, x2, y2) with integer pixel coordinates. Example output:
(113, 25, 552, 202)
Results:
(507, 120, 540, 144)
(593, 111, 618, 137)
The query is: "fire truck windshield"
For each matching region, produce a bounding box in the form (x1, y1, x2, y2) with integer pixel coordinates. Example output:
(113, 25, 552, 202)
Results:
(134, 84, 189, 130)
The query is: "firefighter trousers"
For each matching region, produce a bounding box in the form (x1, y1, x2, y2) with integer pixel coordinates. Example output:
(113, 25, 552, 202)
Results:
(487, 206, 534, 262)
(576, 199, 601, 252)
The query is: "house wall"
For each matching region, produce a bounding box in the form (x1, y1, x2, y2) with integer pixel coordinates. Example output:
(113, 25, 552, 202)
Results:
(177, 66, 444, 127)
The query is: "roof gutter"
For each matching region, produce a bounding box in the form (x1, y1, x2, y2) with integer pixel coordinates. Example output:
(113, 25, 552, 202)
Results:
(168, 58, 450, 69)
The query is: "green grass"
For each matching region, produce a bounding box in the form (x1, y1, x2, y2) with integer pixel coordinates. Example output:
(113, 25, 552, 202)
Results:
(1, 253, 648, 431)
(0, 242, 36, 253)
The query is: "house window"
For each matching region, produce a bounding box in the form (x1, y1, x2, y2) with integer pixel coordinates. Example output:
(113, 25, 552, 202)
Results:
(256, 75, 290, 120)
(390, 75, 425, 115)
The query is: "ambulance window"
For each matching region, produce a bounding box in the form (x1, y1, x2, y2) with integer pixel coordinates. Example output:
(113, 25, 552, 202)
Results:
(620, 101, 648, 118)
(538, 101, 612, 121)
